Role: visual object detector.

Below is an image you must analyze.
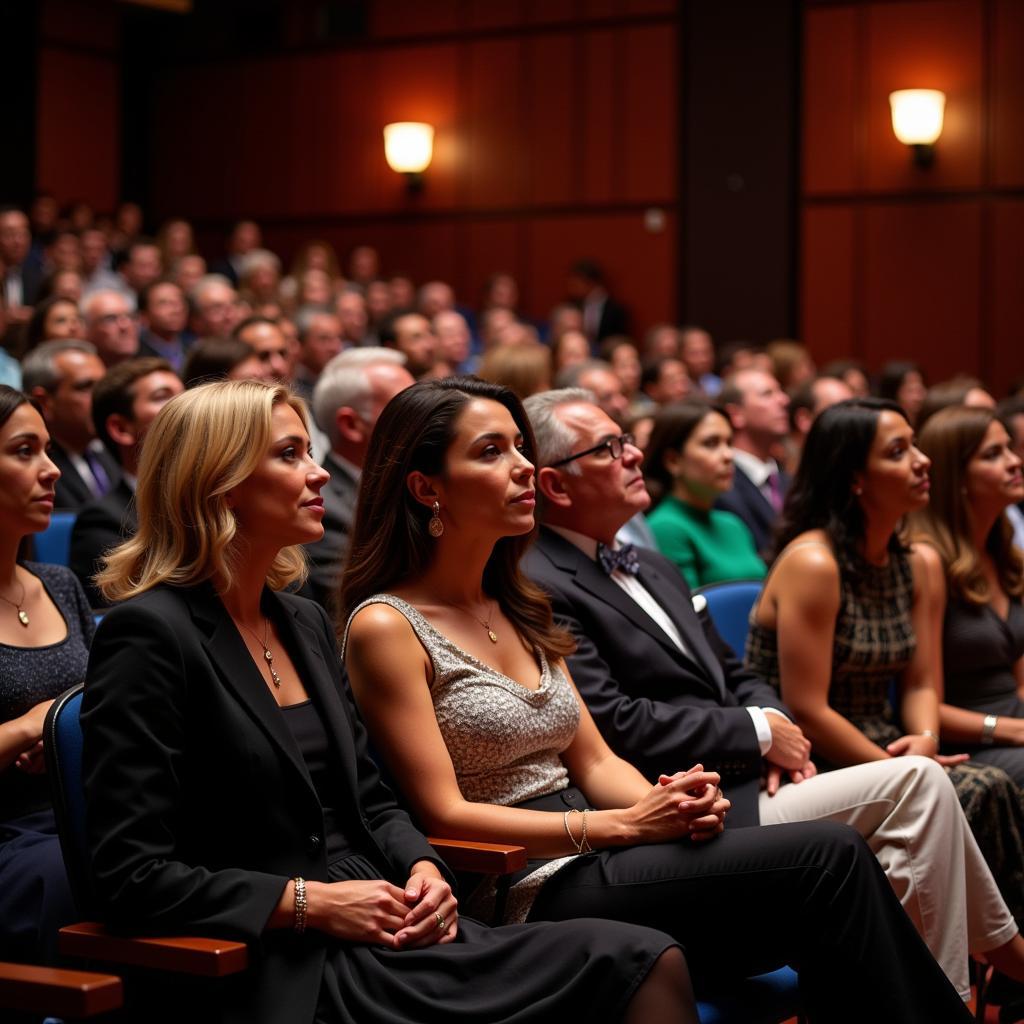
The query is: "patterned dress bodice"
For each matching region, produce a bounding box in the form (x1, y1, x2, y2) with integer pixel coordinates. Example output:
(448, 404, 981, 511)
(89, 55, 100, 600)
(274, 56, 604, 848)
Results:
(746, 549, 916, 748)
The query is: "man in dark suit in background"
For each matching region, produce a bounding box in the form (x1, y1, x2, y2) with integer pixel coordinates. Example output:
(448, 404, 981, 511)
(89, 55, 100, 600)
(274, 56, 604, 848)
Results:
(69, 357, 183, 606)
(566, 260, 630, 347)
(21, 340, 121, 510)
(715, 368, 791, 558)
(304, 348, 414, 609)
(518, 387, 986, 992)
(1, 206, 43, 333)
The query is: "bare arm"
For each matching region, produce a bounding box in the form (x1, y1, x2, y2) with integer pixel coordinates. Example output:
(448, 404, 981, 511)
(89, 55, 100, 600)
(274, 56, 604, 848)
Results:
(0, 700, 53, 773)
(771, 544, 890, 766)
(345, 606, 723, 857)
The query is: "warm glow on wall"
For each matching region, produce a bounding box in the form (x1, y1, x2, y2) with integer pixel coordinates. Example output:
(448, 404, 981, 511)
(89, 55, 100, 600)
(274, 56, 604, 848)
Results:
(383, 122, 434, 174)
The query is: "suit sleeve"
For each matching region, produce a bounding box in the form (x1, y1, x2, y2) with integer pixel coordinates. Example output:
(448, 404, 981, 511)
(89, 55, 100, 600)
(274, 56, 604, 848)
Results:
(82, 602, 287, 940)
(69, 507, 122, 609)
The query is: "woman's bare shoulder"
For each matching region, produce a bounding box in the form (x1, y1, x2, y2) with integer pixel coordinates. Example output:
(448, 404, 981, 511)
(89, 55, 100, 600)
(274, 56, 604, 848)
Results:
(774, 531, 839, 584)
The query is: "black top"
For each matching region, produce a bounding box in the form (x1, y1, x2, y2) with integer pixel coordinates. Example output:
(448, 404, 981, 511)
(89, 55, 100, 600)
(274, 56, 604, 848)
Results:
(1, 562, 94, 820)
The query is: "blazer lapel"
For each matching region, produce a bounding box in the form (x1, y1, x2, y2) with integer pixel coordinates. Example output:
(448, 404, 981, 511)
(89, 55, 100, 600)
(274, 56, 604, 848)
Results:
(189, 584, 315, 796)
(636, 558, 727, 698)
(269, 593, 361, 799)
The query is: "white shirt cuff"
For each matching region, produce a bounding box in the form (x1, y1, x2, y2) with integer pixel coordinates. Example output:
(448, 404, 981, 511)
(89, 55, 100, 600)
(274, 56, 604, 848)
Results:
(746, 706, 774, 755)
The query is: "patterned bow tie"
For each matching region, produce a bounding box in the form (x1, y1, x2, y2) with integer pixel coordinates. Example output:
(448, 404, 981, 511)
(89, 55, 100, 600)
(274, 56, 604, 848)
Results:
(597, 543, 640, 576)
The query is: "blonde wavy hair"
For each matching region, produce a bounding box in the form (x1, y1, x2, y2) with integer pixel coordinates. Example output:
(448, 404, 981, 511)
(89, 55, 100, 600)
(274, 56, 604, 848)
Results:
(96, 380, 309, 602)
(911, 404, 1024, 606)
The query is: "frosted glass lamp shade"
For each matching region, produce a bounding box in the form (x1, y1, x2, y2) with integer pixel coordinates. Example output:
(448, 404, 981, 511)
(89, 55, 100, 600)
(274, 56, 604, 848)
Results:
(383, 122, 434, 174)
(889, 90, 945, 146)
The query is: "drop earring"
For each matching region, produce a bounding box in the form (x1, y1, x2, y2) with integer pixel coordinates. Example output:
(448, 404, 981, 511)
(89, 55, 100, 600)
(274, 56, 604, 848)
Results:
(429, 500, 444, 538)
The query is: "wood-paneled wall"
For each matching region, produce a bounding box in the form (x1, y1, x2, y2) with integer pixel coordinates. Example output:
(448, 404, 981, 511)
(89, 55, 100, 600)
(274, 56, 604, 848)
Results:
(801, 0, 1024, 390)
(151, 1, 679, 331)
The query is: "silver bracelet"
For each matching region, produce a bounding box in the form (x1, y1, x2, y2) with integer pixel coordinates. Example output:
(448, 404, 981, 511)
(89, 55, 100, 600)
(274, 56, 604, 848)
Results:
(981, 715, 998, 746)
(920, 730, 939, 747)
(293, 876, 307, 934)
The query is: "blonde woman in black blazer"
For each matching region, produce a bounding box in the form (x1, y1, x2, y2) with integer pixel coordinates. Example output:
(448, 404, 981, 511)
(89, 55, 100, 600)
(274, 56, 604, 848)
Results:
(81, 380, 694, 1024)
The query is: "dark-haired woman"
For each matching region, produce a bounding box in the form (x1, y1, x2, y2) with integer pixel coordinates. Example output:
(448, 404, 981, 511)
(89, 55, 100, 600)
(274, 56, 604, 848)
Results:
(911, 405, 1024, 787)
(0, 385, 84, 961)
(644, 400, 765, 588)
(82, 379, 696, 1024)
(878, 360, 927, 425)
(745, 397, 1024, 994)
(340, 376, 973, 1021)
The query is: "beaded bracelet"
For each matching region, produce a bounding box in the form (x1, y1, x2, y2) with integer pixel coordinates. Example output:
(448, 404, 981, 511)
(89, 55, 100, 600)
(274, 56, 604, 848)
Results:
(293, 876, 307, 935)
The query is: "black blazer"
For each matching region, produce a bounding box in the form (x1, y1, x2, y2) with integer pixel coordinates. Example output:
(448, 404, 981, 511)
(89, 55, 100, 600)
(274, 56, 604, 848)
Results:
(49, 442, 121, 512)
(81, 583, 445, 1024)
(68, 480, 137, 608)
(714, 464, 790, 560)
(523, 527, 790, 826)
(303, 453, 359, 612)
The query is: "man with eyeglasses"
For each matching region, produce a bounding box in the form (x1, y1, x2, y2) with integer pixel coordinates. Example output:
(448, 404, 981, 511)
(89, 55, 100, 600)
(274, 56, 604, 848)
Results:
(84, 290, 140, 368)
(520, 388, 990, 998)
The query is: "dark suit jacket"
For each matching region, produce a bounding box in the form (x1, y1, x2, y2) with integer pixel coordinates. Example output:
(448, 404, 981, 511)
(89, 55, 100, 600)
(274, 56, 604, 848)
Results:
(714, 464, 790, 560)
(49, 442, 121, 512)
(82, 583, 445, 1024)
(68, 480, 137, 607)
(303, 453, 359, 612)
(523, 527, 789, 826)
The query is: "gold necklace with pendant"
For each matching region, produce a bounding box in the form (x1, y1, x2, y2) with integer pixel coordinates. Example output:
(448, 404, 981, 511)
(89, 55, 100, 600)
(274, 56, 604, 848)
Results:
(239, 618, 284, 687)
(463, 600, 498, 644)
(0, 577, 29, 627)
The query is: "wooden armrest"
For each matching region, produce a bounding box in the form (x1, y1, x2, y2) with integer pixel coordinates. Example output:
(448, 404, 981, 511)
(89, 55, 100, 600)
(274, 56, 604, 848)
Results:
(59, 922, 248, 977)
(428, 837, 527, 874)
(0, 961, 122, 1018)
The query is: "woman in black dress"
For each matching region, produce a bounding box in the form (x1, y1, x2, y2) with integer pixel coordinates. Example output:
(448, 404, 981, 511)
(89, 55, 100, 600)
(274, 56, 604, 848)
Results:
(911, 404, 1024, 785)
(81, 379, 695, 1024)
(0, 384, 86, 962)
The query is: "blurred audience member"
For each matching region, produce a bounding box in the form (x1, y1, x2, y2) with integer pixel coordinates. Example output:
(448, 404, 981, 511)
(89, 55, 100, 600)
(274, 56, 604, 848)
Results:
(767, 339, 815, 391)
(336, 286, 370, 347)
(70, 358, 183, 606)
(822, 359, 870, 399)
(551, 328, 590, 375)
(547, 302, 584, 344)
(479, 307, 517, 350)
(716, 368, 790, 558)
(305, 347, 414, 607)
(190, 274, 243, 340)
(80, 227, 122, 297)
(1, 206, 40, 324)
(182, 337, 272, 388)
(878, 360, 928, 426)
(21, 340, 119, 509)
(37, 269, 84, 306)
(555, 359, 629, 426)
(418, 280, 455, 320)
(784, 374, 854, 472)
(109, 201, 142, 258)
(211, 218, 261, 287)
(482, 271, 519, 314)
(478, 342, 551, 401)
(44, 230, 82, 275)
(364, 278, 392, 335)
(155, 218, 195, 271)
(137, 279, 192, 373)
(918, 375, 996, 431)
(84, 290, 139, 368)
(567, 259, 629, 344)
(117, 237, 163, 305)
(292, 306, 344, 402)
(389, 274, 416, 310)
(379, 308, 436, 378)
(171, 253, 207, 296)
(641, 356, 690, 407)
(434, 309, 474, 374)
(347, 243, 380, 287)
(716, 340, 771, 379)
(233, 316, 291, 383)
(643, 324, 680, 361)
(238, 249, 281, 309)
(680, 326, 721, 397)
(601, 336, 643, 407)
(24, 296, 85, 354)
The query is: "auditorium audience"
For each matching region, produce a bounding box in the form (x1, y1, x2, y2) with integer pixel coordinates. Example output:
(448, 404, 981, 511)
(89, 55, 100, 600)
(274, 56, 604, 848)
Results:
(679, 326, 721, 397)
(379, 309, 437, 379)
(340, 376, 973, 1020)
(136, 278, 193, 373)
(640, 355, 689, 407)
(182, 336, 273, 388)
(478, 342, 551, 401)
(911, 405, 1024, 786)
(79, 227, 122, 297)
(784, 373, 854, 472)
(291, 305, 344, 402)
(117, 237, 163, 304)
(0, 385, 84, 962)
(601, 336, 643, 408)
(918, 374, 997, 430)
(554, 359, 629, 426)
(69, 357, 183, 607)
(878, 359, 928, 425)
(210, 218, 261, 287)
(83, 289, 140, 367)
(23, 295, 85, 353)
(234, 316, 291, 383)
(336, 286, 370, 347)
(746, 398, 1024, 1003)
(567, 260, 630, 344)
(1, 206, 41, 325)
(238, 248, 282, 310)
(520, 386, 1024, 1001)
(21, 340, 119, 510)
(155, 217, 195, 271)
(433, 309, 474, 375)
(644, 399, 765, 587)
(81, 378, 693, 1024)
(822, 359, 870, 400)
(190, 274, 244, 341)
(766, 339, 815, 392)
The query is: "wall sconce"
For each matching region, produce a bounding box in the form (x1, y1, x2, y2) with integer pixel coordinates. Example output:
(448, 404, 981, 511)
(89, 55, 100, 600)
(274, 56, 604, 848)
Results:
(383, 122, 434, 193)
(889, 89, 945, 168)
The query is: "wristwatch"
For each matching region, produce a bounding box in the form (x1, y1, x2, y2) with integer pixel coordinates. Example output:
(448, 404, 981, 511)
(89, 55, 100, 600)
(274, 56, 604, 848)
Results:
(980, 714, 998, 745)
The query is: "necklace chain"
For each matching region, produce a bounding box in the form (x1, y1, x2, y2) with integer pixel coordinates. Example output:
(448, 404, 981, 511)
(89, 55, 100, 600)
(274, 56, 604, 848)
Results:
(0, 576, 29, 628)
(456, 600, 498, 644)
(238, 617, 283, 687)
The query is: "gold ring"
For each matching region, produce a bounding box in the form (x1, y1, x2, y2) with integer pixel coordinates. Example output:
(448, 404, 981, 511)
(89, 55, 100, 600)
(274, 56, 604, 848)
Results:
(435, 912, 446, 931)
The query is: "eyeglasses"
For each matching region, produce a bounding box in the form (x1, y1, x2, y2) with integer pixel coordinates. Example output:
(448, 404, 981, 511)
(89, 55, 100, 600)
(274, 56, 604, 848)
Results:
(548, 433, 636, 468)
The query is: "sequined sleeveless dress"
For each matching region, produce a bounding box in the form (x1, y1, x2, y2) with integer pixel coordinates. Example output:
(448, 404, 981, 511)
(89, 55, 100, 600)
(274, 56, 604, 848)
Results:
(745, 549, 1024, 924)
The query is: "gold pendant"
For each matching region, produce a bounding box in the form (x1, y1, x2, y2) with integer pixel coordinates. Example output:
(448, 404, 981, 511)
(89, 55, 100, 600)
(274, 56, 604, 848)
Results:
(487, 629, 498, 643)
(18, 610, 29, 627)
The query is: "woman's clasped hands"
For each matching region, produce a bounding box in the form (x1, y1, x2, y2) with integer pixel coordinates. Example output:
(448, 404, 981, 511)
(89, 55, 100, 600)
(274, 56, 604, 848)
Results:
(626, 764, 729, 844)
(305, 861, 458, 950)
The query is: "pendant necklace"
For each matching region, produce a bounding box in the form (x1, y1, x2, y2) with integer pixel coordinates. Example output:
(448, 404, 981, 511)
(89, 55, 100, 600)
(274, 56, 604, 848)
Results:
(0, 577, 29, 627)
(239, 618, 283, 687)
(464, 600, 498, 644)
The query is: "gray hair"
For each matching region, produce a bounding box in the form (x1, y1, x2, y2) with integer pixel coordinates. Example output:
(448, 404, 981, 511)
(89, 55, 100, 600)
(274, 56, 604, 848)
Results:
(82, 289, 130, 325)
(553, 359, 613, 390)
(21, 339, 99, 392)
(239, 248, 281, 278)
(294, 304, 337, 342)
(522, 387, 594, 475)
(189, 274, 236, 307)
(312, 347, 407, 445)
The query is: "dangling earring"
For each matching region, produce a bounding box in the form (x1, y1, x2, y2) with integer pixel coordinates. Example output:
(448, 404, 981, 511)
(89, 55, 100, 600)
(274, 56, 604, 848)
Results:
(852, 485, 863, 496)
(429, 500, 444, 538)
